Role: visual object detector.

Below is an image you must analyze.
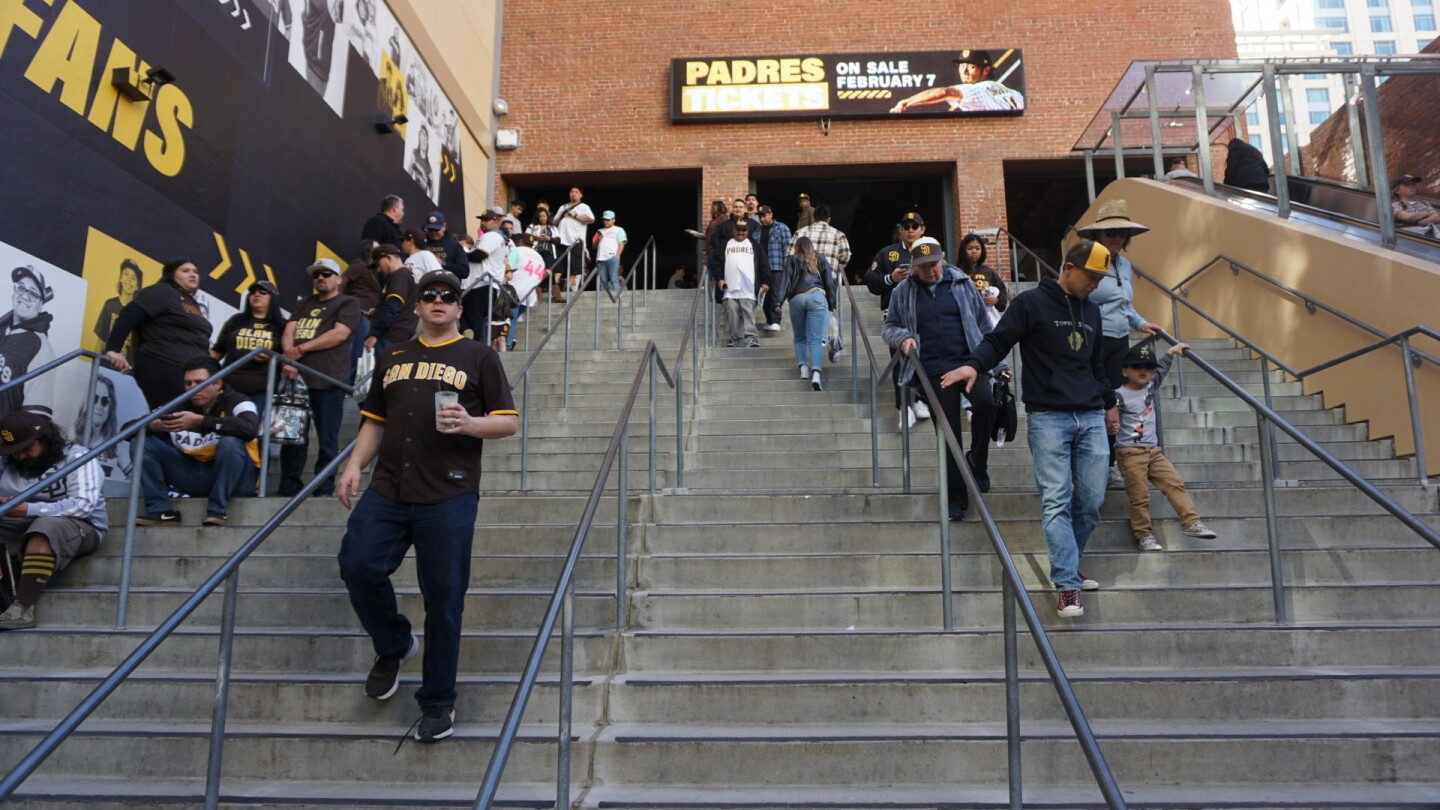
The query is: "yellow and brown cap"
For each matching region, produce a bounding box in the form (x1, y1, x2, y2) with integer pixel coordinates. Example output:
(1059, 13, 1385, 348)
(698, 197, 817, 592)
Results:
(1065, 239, 1111, 276)
(900, 211, 925, 227)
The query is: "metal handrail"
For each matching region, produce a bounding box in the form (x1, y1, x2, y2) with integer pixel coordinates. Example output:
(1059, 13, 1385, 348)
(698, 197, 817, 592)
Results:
(993, 227, 1060, 280)
(0, 347, 356, 627)
(1132, 262, 1435, 484)
(909, 356, 1128, 809)
(1147, 328, 1440, 624)
(673, 275, 707, 429)
(474, 341, 677, 810)
(0, 441, 355, 808)
(0, 348, 115, 448)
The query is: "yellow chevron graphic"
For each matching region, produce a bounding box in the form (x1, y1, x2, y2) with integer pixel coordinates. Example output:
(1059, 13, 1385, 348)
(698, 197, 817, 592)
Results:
(836, 90, 894, 100)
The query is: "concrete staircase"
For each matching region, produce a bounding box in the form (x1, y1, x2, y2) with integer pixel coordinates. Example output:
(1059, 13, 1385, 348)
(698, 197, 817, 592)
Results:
(3, 287, 1439, 808)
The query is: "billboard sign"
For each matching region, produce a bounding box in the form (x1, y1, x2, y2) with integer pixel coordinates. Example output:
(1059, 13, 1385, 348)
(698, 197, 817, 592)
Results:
(671, 49, 1026, 122)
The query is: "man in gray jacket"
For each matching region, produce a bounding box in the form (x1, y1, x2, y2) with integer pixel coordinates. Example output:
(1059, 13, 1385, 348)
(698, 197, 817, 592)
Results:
(882, 238, 996, 522)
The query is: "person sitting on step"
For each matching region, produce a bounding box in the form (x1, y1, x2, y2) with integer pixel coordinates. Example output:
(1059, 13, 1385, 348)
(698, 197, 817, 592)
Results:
(0, 411, 106, 631)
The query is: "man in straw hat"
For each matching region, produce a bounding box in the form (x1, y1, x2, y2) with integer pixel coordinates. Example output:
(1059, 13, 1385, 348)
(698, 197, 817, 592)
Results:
(944, 239, 1119, 618)
(1075, 199, 1162, 489)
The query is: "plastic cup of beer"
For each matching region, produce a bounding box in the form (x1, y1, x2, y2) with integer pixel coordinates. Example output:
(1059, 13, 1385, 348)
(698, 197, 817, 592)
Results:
(435, 391, 460, 430)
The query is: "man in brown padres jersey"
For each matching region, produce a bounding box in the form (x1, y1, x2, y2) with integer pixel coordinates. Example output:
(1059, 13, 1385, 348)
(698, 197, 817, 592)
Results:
(336, 270, 518, 744)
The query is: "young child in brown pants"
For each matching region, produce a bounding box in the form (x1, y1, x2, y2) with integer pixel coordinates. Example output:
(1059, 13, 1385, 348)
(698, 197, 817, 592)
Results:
(1115, 340, 1218, 550)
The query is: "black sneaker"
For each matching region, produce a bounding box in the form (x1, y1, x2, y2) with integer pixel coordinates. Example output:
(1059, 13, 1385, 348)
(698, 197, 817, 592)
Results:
(135, 510, 181, 526)
(365, 633, 418, 700)
(965, 451, 991, 493)
(414, 706, 455, 743)
(948, 502, 967, 522)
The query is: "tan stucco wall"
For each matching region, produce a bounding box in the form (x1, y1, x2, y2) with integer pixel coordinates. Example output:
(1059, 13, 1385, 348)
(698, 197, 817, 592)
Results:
(388, 0, 498, 221)
(1089, 179, 1440, 471)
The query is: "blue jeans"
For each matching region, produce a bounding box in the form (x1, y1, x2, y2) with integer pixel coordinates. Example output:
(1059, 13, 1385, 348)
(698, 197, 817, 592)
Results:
(337, 489, 479, 711)
(789, 290, 828, 370)
(596, 257, 620, 292)
(506, 304, 527, 351)
(279, 387, 347, 496)
(141, 435, 257, 517)
(1027, 410, 1109, 592)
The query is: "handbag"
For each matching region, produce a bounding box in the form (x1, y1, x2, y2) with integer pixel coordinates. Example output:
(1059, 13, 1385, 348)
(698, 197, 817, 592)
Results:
(269, 376, 311, 446)
(354, 347, 375, 400)
(826, 312, 844, 362)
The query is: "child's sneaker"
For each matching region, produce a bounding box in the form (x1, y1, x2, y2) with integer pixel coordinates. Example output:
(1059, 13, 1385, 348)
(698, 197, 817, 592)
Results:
(1135, 532, 1164, 551)
(1182, 521, 1217, 539)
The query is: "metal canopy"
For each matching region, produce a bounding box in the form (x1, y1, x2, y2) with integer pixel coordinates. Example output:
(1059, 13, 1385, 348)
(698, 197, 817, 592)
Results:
(1072, 60, 1257, 154)
(1069, 55, 1440, 248)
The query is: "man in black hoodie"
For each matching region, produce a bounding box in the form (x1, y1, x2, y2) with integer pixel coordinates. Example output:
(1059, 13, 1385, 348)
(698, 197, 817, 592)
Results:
(944, 239, 1118, 619)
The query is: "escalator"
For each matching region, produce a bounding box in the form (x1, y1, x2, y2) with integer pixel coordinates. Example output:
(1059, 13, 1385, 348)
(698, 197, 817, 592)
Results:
(1169, 174, 1440, 265)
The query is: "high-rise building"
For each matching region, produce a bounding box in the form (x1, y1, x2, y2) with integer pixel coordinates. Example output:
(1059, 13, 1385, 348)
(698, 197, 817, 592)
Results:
(1231, 0, 1437, 173)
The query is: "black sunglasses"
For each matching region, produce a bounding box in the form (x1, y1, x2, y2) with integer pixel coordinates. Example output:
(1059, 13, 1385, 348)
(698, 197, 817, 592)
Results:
(1099, 229, 1130, 238)
(96, 394, 111, 406)
(900, 223, 922, 231)
(420, 289, 459, 304)
(311, 270, 337, 279)
(247, 286, 272, 295)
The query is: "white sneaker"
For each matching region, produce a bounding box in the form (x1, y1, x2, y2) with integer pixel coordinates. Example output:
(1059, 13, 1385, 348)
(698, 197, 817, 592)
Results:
(912, 401, 931, 420)
(1107, 467, 1125, 489)
(900, 407, 917, 430)
(1135, 532, 1164, 551)
(763, 323, 782, 332)
(1182, 521, 1218, 539)
(811, 370, 823, 391)
(799, 364, 810, 380)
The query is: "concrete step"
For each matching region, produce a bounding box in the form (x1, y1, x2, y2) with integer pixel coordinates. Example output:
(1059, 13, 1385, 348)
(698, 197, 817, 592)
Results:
(627, 584, 1440, 630)
(586, 724, 1440, 785)
(2, 627, 617, 675)
(32, 588, 617, 632)
(0, 722, 578, 784)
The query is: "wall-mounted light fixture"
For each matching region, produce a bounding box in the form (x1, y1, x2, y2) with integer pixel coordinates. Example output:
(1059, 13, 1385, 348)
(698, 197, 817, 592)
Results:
(492, 98, 510, 117)
(111, 66, 176, 103)
(372, 113, 408, 134)
(495, 128, 519, 151)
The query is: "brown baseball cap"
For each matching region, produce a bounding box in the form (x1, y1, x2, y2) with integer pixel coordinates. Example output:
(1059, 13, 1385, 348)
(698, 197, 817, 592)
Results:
(0, 411, 48, 456)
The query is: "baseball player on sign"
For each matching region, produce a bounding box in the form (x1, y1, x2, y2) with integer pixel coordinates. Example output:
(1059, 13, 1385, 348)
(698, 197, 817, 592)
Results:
(336, 269, 518, 744)
(889, 49, 1025, 114)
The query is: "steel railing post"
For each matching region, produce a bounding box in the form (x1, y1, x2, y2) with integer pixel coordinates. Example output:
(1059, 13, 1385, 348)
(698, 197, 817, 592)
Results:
(116, 434, 148, 628)
(203, 568, 241, 810)
(616, 430, 629, 631)
(850, 301, 859, 402)
(1111, 111, 1125, 180)
(1192, 66, 1214, 196)
(869, 369, 880, 487)
(1256, 410, 1288, 624)
(81, 359, 101, 448)
(1260, 64, 1291, 217)
(616, 277, 623, 351)
(258, 357, 278, 496)
(556, 577, 575, 810)
(1399, 337, 1429, 485)
(1003, 576, 1022, 810)
(675, 367, 685, 490)
(1171, 298, 1185, 399)
(1145, 65, 1165, 180)
(691, 313, 700, 406)
(937, 425, 953, 631)
(520, 373, 530, 491)
(594, 271, 601, 350)
(901, 388, 912, 494)
(648, 352, 658, 496)
(563, 309, 572, 409)
(1259, 357, 1282, 480)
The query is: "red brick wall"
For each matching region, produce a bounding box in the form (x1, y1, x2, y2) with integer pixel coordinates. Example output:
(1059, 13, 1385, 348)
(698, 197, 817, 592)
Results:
(1302, 38, 1440, 197)
(496, 2, 1236, 245)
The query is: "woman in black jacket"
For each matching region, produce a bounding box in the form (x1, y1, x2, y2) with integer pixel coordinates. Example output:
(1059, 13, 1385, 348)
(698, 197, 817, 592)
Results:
(211, 280, 285, 409)
(957, 232, 1009, 312)
(783, 236, 837, 391)
(1223, 138, 1271, 193)
(103, 258, 214, 410)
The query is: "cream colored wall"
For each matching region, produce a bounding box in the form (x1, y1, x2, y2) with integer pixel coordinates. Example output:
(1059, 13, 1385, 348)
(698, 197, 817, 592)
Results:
(1092, 179, 1440, 471)
(387, 0, 499, 223)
